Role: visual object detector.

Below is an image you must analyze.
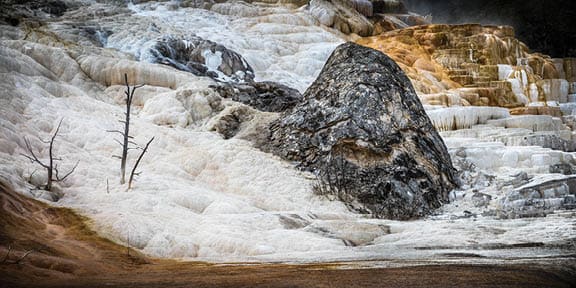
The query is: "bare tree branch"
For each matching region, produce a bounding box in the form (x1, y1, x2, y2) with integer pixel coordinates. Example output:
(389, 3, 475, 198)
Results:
(45, 119, 64, 191)
(128, 137, 154, 190)
(27, 169, 38, 184)
(21, 119, 76, 191)
(21, 138, 49, 169)
(51, 119, 63, 145)
(55, 160, 79, 182)
(21, 153, 41, 166)
(106, 130, 127, 136)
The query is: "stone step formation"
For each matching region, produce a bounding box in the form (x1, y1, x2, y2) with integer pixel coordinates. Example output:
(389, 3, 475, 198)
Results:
(0, 0, 574, 265)
(358, 24, 576, 115)
(353, 5, 576, 218)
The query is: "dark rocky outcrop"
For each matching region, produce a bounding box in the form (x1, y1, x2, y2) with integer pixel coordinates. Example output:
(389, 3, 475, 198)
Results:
(371, 0, 408, 14)
(0, 0, 69, 25)
(78, 26, 112, 47)
(268, 42, 457, 219)
(150, 35, 255, 83)
(308, 0, 374, 36)
(349, 0, 374, 17)
(501, 176, 576, 218)
(211, 81, 302, 112)
(403, 0, 576, 58)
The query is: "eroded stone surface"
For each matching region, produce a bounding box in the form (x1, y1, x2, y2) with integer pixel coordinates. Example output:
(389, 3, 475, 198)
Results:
(211, 81, 302, 112)
(268, 42, 457, 219)
(150, 35, 255, 83)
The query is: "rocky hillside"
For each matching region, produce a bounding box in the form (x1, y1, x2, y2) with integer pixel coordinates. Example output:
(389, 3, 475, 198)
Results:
(0, 0, 574, 270)
(403, 0, 576, 58)
(358, 24, 575, 113)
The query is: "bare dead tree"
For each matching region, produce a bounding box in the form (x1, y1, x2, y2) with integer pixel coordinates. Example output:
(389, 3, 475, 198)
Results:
(128, 137, 154, 189)
(21, 119, 79, 191)
(108, 74, 143, 184)
(108, 74, 154, 189)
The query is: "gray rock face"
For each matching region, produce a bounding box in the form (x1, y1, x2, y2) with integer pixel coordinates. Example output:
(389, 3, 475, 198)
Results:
(211, 81, 302, 112)
(501, 176, 576, 218)
(0, 0, 69, 25)
(308, 0, 374, 36)
(268, 42, 457, 219)
(522, 134, 575, 152)
(371, 0, 408, 14)
(150, 35, 255, 83)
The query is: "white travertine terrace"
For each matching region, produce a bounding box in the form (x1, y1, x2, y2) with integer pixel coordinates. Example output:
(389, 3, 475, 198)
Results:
(0, 0, 574, 263)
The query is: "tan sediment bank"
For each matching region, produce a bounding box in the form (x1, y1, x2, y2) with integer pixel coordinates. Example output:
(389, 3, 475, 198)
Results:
(1, 183, 574, 288)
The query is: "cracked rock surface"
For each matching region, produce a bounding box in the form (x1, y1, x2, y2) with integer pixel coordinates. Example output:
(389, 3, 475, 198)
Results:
(268, 42, 458, 219)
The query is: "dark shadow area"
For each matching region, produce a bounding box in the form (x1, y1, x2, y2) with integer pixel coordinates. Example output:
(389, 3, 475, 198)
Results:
(403, 0, 576, 58)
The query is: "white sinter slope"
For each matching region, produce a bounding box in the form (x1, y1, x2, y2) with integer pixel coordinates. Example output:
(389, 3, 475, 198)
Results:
(103, 2, 345, 92)
(0, 1, 574, 264)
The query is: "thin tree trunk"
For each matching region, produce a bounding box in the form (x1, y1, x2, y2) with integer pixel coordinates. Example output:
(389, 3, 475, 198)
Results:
(47, 144, 53, 191)
(121, 74, 132, 184)
(46, 119, 62, 191)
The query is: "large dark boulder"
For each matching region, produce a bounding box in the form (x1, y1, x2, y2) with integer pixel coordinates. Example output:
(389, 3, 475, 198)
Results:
(268, 42, 457, 219)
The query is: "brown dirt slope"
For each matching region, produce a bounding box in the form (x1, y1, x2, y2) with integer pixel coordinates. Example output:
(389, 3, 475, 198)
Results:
(0, 181, 149, 286)
(1, 182, 575, 288)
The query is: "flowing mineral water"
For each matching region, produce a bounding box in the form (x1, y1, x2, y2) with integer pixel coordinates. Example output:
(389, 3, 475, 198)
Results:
(107, 2, 345, 92)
